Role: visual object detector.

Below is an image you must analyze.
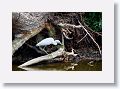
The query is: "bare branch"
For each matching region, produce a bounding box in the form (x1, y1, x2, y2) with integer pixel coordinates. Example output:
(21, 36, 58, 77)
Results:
(77, 20, 101, 55)
(61, 28, 73, 40)
(62, 32, 73, 40)
(59, 22, 102, 55)
(58, 23, 82, 28)
(85, 24, 102, 36)
(77, 34, 87, 43)
(76, 14, 102, 36)
(18, 48, 64, 67)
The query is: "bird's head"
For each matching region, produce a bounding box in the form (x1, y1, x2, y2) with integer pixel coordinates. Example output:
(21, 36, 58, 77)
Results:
(55, 40, 61, 45)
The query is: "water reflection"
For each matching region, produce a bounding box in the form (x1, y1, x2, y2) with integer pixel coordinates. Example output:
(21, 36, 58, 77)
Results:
(13, 60, 102, 71)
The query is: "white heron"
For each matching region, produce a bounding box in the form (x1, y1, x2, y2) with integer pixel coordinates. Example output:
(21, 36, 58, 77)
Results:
(36, 37, 61, 54)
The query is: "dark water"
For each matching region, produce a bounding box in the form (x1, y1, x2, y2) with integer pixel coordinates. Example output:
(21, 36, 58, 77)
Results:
(12, 60, 102, 71)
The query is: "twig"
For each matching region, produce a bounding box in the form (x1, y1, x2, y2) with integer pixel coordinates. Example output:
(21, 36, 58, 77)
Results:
(77, 34, 87, 43)
(85, 23, 102, 36)
(65, 28, 72, 34)
(62, 32, 73, 40)
(76, 15, 102, 36)
(59, 22, 102, 55)
(58, 23, 82, 28)
(61, 28, 73, 40)
(77, 20, 101, 55)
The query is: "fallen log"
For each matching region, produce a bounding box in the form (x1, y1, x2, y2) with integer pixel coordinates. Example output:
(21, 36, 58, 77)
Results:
(18, 31, 64, 67)
(18, 47, 64, 67)
(18, 34, 78, 68)
(18, 47, 79, 68)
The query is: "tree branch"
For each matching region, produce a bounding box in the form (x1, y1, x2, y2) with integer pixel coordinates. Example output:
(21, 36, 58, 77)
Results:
(18, 47, 64, 67)
(58, 22, 102, 55)
(62, 32, 73, 40)
(58, 23, 82, 28)
(77, 20, 102, 55)
(77, 34, 87, 43)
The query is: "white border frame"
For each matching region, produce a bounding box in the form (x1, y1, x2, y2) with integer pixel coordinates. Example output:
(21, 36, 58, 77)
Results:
(0, 0, 114, 83)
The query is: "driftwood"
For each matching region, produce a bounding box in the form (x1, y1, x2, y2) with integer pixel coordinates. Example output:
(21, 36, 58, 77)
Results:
(18, 47, 79, 67)
(18, 47, 64, 67)
(18, 34, 64, 67)
(18, 33, 78, 67)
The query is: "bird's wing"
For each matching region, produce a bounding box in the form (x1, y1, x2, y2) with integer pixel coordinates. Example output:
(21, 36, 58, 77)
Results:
(36, 38, 54, 46)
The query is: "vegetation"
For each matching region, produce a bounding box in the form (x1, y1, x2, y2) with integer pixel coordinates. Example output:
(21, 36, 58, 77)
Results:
(83, 12, 102, 32)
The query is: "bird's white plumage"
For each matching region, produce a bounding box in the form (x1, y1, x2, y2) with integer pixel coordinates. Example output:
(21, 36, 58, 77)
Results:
(54, 40, 61, 44)
(36, 37, 61, 47)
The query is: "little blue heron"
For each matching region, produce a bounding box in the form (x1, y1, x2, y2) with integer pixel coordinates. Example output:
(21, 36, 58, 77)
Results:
(36, 37, 61, 54)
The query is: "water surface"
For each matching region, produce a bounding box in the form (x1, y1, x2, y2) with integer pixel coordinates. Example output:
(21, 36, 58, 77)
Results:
(12, 60, 102, 71)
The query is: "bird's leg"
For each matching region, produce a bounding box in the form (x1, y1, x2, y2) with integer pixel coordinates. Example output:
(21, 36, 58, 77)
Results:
(39, 46, 48, 55)
(43, 46, 46, 50)
(38, 47, 53, 59)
